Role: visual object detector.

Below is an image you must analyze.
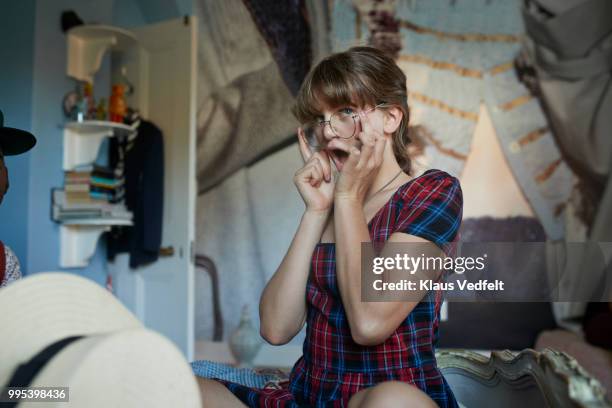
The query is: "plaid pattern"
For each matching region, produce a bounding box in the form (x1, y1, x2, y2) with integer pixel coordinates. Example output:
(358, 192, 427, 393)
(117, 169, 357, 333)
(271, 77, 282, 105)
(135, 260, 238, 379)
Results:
(215, 169, 462, 407)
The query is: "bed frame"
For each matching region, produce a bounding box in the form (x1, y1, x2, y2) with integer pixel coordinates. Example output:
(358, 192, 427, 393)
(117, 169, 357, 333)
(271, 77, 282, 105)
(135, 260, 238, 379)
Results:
(437, 348, 610, 407)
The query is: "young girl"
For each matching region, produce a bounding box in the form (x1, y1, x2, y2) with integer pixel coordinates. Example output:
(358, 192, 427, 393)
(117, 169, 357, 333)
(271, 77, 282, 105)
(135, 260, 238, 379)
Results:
(197, 46, 463, 408)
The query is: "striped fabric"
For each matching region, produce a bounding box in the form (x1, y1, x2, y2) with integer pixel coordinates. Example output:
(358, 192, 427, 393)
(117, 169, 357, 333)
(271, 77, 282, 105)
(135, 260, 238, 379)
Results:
(206, 169, 463, 407)
(332, 0, 575, 241)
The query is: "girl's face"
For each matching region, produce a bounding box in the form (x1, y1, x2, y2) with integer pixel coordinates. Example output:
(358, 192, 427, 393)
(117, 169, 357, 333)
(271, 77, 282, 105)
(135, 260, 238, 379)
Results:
(310, 104, 386, 172)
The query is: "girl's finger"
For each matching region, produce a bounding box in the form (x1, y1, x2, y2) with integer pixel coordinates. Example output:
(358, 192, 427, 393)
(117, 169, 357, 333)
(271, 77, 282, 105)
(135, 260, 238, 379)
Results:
(326, 138, 353, 155)
(357, 131, 375, 168)
(372, 134, 386, 166)
(300, 165, 314, 185)
(312, 158, 327, 183)
(343, 146, 361, 171)
(297, 127, 313, 163)
(359, 108, 381, 143)
(310, 164, 323, 187)
(296, 162, 320, 185)
(313, 151, 332, 182)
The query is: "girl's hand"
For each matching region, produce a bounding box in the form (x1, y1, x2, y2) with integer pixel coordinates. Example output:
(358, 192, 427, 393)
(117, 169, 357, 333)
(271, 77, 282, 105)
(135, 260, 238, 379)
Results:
(333, 111, 386, 203)
(294, 127, 335, 212)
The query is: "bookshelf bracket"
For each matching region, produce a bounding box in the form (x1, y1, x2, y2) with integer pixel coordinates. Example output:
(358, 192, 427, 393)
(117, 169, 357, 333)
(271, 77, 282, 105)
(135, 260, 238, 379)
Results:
(60, 224, 110, 268)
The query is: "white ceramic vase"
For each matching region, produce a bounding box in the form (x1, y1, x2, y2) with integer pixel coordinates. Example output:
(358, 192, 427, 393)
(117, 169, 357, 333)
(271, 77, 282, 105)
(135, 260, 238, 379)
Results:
(228, 305, 262, 367)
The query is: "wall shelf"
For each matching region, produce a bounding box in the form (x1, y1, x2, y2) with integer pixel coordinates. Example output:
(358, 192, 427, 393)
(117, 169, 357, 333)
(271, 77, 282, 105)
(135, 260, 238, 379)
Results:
(61, 23, 138, 268)
(67, 25, 137, 83)
(65, 120, 134, 134)
(60, 218, 133, 226)
(59, 219, 132, 268)
(63, 120, 134, 170)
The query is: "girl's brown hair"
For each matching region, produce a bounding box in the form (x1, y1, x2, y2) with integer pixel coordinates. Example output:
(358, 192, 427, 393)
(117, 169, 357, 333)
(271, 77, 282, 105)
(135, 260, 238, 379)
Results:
(292, 46, 413, 173)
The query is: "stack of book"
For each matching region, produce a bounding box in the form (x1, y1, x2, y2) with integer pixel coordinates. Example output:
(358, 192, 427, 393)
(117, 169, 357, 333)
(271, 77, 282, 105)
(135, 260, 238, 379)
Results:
(52, 165, 132, 223)
(64, 165, 121, 203)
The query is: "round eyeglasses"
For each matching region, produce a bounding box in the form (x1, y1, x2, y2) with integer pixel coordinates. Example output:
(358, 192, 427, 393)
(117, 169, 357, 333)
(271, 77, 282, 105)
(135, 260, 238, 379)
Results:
(303, 103, 386, 151)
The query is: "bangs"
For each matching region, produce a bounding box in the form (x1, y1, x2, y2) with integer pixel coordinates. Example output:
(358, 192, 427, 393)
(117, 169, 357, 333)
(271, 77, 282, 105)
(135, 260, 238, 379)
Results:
(293, 56, 378, 124)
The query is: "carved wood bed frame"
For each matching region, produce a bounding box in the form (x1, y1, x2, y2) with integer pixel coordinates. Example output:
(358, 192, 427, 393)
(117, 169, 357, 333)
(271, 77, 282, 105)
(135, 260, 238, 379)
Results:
(437, 348, 610, 407)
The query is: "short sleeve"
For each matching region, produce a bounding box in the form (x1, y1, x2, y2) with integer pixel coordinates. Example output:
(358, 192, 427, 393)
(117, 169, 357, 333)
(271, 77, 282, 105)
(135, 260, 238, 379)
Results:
(393, 170, 463, 249)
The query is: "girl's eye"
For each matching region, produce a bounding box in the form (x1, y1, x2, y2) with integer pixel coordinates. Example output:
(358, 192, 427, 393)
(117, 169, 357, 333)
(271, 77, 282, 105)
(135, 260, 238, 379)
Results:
(338, 107, 354, 115)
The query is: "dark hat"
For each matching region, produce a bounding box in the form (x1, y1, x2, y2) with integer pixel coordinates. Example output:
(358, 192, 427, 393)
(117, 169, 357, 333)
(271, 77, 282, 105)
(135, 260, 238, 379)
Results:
(0, 110, 36, 156)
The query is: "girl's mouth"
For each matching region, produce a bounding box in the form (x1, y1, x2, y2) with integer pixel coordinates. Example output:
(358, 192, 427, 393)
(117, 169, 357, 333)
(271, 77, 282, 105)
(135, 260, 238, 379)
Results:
(326, 141, 361, 172)
(328, 148, 349, 171)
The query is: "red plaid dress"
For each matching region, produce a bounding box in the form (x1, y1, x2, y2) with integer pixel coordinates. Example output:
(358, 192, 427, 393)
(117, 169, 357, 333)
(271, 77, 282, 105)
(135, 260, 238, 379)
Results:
(217, 169, 463, 407)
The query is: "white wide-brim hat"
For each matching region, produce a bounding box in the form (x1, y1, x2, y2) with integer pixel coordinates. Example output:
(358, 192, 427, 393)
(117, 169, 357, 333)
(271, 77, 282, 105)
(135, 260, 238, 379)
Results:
(0, 272, 201, 407)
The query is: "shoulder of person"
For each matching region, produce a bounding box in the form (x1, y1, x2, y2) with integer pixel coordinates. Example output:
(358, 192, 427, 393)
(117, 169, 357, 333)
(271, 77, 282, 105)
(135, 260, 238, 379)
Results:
(392, 169, 463, 246)
(419, 168, 459, 184)
(397, 169, 461, 199)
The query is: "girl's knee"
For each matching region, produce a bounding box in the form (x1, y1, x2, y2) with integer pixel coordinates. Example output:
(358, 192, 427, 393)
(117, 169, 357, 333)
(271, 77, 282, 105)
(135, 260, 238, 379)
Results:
(196, 377, 218, 394)
(352, 381, 437, 408)
(196, 377, 246, 408)
(196, 377, 217, 402)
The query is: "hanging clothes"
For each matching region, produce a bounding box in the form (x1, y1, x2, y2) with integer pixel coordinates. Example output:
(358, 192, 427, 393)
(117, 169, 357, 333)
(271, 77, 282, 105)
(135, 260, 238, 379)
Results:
(107, 115, 164, 268)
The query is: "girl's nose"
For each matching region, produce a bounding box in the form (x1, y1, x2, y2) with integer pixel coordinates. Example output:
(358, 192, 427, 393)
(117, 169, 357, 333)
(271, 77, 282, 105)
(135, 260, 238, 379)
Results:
(322, 121, 336, 141)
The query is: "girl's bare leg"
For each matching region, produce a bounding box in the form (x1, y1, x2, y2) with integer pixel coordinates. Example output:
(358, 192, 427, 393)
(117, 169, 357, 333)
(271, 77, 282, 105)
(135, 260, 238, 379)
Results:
(196, 377, 247, 408)
(348, 381, 438, 408)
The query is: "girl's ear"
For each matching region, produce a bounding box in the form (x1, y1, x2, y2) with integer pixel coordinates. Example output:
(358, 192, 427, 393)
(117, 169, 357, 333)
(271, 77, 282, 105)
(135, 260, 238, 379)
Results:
(382, 106, 403, 135)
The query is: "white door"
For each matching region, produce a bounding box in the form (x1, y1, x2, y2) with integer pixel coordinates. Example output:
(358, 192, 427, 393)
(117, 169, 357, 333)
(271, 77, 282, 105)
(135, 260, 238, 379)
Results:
(111, 17, 198, 360)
